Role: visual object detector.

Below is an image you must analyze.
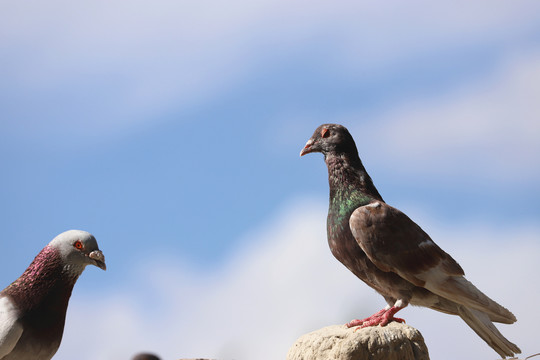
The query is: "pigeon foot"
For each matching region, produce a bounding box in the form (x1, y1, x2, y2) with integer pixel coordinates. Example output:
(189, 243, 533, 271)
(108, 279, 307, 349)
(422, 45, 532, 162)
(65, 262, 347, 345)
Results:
(346, 306, 405, 330)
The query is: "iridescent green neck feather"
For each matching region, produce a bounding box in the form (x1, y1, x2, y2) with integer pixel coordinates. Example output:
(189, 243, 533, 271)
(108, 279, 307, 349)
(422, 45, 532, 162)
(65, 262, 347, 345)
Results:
(326, 152, 382, 202)
(325, 152, 383, 232)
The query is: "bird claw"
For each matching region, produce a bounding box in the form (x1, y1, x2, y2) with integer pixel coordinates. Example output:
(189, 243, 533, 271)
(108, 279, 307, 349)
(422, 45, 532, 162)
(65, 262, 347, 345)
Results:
(391, 317, 406, 324)
(347, 306, 405, 330)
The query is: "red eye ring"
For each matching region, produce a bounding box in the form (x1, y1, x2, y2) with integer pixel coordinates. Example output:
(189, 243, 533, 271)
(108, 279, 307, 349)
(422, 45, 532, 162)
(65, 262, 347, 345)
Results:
(74, 240, 83, 250)
(321, 128, 330, 138)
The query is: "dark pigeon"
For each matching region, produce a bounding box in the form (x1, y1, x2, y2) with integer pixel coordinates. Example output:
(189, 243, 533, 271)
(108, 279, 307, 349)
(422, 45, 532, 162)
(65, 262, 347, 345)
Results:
(132, 353, 161, 360)
(300, 124, 520, 358)
(0, 230, 106, 360)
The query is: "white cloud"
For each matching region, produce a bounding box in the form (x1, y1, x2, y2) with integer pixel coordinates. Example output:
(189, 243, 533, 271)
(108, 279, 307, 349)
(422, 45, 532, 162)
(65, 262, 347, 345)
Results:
(55, 198, 539, 360)
(57, 198, 374, 359)
(1, 0, 539, 141)
(347, 50, 540, 183)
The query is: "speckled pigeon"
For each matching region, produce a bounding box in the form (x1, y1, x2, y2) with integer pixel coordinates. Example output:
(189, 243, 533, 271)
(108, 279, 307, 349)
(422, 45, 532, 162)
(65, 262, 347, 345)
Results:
(0, 230, 106, 360)
(300, 124, 520, 358)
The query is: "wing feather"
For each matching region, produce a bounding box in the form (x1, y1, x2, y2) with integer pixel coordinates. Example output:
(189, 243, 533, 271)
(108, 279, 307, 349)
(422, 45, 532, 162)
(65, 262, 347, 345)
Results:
(349, 202, 516, 323)
(0, 296, 23, 358)
(349, 202, 463, 284)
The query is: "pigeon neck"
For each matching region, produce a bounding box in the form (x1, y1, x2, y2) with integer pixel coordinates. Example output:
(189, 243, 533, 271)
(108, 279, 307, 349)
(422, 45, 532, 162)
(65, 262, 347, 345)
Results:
(4, 245, 79, 313)
(325, 152, 383, 202)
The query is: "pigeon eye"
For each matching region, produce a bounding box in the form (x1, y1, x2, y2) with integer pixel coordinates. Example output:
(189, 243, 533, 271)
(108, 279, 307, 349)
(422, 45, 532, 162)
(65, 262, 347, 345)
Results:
(73, 241, 83, 250)
(321, 128, 330, 138)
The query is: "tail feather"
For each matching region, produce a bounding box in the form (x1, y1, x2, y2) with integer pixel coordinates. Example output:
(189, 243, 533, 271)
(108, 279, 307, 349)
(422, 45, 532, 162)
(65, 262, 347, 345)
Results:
(458, 305, 520, 358)
(431, 276, 516, 324)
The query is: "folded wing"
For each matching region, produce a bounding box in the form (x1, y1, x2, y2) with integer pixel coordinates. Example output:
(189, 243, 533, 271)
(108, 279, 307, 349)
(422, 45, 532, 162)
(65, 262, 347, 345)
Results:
(349, 202, 516, 324)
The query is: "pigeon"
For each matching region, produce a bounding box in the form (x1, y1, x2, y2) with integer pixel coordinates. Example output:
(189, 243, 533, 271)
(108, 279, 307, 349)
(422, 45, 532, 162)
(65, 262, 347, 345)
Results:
(0, 230, 106, 360)
(300, 124, 520, 358)
(132, 353, 161, 360)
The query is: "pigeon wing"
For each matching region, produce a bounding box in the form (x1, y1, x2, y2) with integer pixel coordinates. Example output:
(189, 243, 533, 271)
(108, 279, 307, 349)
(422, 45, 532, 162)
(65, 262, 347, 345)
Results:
(349, 201, 464, 282)
(349, 202, 516, 323)
(0, 296, 23, 358)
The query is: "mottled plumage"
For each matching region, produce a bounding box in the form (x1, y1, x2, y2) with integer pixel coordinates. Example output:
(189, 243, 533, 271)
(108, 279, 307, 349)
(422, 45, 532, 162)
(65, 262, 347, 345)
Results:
(0, 230, 106, 360)
(300, 124, 520, 358)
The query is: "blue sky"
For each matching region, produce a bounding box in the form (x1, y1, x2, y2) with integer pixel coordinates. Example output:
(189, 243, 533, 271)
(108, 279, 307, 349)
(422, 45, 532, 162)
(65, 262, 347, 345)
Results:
(1, 1, 539, 359)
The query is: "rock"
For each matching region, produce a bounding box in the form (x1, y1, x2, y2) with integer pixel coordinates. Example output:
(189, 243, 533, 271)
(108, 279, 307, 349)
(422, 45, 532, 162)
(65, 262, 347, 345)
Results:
(286, 322, 429, 360)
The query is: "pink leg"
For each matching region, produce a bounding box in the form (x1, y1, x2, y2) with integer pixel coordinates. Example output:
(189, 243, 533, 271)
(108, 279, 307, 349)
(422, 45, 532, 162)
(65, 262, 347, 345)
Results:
(346, 308, 387, 328)
(378, 305, 405, 326)
(346, 305, 406, 329)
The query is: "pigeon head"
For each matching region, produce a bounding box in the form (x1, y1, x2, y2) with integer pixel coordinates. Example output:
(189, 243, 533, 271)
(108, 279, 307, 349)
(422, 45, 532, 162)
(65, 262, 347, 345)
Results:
(48, 230, 106, 272)
(300, 124, 358, 157)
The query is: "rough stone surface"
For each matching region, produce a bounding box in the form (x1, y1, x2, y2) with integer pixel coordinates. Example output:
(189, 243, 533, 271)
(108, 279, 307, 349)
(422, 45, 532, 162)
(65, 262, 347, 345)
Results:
(286, 322, 430, 360)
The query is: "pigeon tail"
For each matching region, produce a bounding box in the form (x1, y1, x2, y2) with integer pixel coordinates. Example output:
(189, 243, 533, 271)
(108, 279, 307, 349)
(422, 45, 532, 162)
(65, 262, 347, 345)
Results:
(458, 306, 520, 358)
(430, 276, 517, 324)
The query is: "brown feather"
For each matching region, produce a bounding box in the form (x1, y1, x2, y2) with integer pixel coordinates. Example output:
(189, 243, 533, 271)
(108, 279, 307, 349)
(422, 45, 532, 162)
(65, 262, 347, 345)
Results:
(349, 202, 464, 280)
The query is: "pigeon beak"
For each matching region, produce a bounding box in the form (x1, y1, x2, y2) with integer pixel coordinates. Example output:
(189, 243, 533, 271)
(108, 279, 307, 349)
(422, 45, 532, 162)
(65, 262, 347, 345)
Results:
(89, 250, 107, 271)
(300, 139, 314, 156)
